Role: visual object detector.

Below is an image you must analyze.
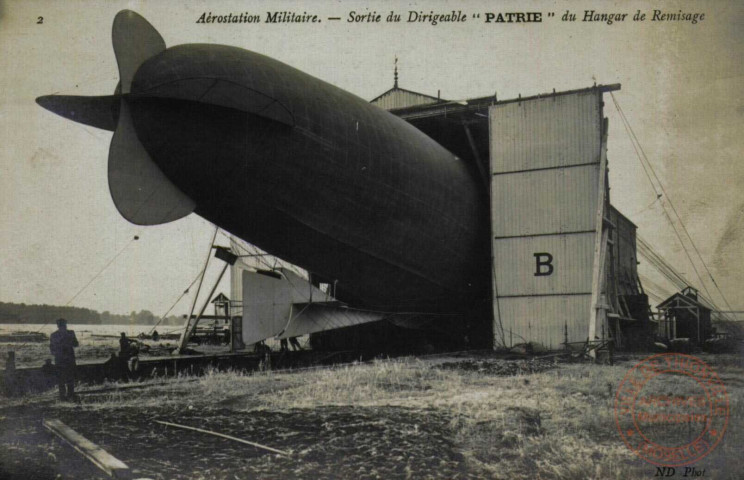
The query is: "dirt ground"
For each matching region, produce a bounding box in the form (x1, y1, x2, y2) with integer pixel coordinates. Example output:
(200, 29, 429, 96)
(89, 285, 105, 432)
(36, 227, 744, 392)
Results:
(0, 403, 471, 480)
(1, 353, 742, 479)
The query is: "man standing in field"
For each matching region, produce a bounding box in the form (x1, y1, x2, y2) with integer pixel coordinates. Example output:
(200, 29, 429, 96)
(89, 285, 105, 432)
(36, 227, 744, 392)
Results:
(49, 318, 78, 401)
(119, 332, 134, 360)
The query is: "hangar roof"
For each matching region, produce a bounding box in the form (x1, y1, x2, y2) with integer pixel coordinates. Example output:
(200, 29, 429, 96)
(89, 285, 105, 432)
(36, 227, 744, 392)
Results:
(370, 86, 443, 111)
(657, 288, 713, 312)
(374, 84, 623, 198)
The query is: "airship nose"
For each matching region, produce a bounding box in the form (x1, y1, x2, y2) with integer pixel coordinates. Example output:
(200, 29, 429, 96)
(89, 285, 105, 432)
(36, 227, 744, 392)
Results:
(36, 94, 120, 132)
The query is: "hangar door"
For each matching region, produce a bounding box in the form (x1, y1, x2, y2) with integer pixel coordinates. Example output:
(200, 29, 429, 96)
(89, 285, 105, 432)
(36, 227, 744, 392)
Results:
(489, 88, 612, 350)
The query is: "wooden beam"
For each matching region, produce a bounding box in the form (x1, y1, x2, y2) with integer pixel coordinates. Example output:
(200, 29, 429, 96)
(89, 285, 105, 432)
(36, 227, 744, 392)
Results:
(43, 419, 131, 479)
(588, 113, 610, 351)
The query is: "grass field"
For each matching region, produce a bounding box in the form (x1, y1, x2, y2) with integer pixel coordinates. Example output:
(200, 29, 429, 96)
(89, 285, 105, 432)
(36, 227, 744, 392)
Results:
(0, 353, 741, 479)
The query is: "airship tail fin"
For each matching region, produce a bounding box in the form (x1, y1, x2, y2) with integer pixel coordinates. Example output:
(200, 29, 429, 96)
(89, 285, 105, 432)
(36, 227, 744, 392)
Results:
(35, 95, 120, 132)
(108, 101, 195, 225)
(107, 10, 195, 225)
(112, 10, 165, 94)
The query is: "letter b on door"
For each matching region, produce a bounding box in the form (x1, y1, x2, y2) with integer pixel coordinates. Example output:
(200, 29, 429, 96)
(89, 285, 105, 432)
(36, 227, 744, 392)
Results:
(534, 253, 554, 276)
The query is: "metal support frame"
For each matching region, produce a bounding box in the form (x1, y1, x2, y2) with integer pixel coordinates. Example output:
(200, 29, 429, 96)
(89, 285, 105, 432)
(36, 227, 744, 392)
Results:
(178, 262, 229, 353)
(462, 121, 490, 189)
(178, 227, 218, 352)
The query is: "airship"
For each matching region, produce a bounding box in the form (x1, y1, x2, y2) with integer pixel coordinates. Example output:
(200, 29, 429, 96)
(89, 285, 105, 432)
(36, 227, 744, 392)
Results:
(37, 11, 491, 347)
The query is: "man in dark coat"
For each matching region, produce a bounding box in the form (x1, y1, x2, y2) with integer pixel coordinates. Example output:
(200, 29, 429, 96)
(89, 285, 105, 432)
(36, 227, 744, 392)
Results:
(49, 318, 78, 401)
(119, 332, 134, 360)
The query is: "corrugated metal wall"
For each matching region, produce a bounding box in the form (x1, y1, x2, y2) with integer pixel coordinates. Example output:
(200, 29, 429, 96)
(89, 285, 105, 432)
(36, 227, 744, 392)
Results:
(492, 233, 596, 296)
(489, 91, 604, 348)
(494, 296, 593, 350)
(490, 93, 601, 173)
(490, 166, 599, 236)
(609, 206, 641, 297)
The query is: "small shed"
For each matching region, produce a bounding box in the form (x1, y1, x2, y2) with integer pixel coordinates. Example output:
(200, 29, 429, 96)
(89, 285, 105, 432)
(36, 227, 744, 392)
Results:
(657, 287, 712, 346)
(211, 293, 231, 320)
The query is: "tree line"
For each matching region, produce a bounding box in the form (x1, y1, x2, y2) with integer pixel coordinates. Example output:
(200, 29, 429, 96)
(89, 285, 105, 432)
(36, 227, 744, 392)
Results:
(0, 301, 185, 326)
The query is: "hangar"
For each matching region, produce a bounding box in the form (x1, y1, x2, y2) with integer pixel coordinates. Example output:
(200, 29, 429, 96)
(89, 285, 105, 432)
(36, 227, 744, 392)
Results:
(370, 81, 653, 352)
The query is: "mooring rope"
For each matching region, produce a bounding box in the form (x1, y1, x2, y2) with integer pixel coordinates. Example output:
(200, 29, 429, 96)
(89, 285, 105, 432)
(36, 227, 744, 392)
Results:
(32, 234, 140, 334)
(610, 92, 734, 318)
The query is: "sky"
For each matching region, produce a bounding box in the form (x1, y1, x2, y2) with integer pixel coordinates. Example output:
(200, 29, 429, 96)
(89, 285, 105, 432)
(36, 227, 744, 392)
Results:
(1, 0, 742, 316)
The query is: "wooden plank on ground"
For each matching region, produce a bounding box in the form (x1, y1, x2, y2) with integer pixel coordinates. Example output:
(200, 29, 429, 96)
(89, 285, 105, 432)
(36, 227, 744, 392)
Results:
(42, 418, 131, 479)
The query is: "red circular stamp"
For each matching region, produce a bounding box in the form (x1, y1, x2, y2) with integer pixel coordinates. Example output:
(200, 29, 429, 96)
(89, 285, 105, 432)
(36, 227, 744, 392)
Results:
(614, 353, 729, 466)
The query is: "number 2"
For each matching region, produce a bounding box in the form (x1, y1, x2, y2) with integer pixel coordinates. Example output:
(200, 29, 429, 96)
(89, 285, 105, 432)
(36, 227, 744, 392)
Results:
(37, 16, 43, 24)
